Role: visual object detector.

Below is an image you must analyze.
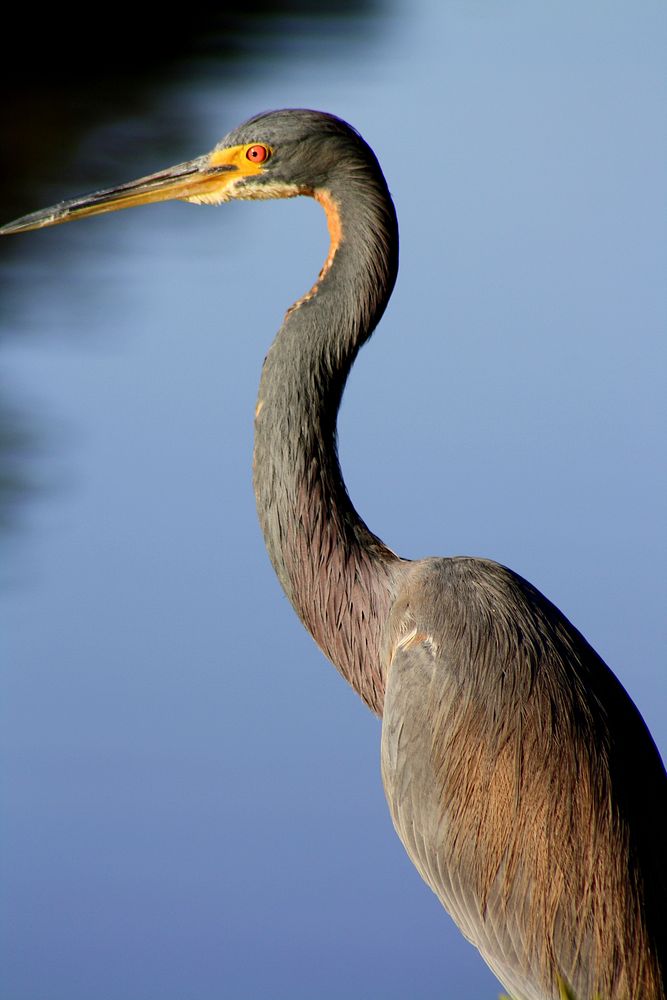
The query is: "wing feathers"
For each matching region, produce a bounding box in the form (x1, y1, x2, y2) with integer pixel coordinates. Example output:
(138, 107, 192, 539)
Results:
(381, 557, 666, 1000)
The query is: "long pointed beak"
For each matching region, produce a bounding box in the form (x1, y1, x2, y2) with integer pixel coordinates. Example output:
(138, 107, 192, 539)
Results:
(0, 154, 240, 236)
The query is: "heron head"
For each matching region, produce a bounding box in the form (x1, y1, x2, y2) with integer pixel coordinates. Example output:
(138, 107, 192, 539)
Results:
(0, 110, 372, 236)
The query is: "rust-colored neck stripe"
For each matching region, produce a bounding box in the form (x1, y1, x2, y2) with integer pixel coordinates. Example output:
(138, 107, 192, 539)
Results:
(286, 188, 343, 317)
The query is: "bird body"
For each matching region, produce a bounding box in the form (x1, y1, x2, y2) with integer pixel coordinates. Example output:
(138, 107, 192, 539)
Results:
(3, 109, 665, 1000)
(382, 556, 666, 999)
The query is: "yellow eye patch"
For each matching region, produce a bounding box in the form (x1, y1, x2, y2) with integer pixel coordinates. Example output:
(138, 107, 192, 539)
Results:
(209, 144, 273, 177)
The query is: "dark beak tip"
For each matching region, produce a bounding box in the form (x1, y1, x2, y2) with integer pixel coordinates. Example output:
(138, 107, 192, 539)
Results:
(1, 209, 61, 236)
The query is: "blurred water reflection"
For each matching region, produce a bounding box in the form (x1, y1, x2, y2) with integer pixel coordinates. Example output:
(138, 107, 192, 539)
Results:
(2, 0, 385, 213)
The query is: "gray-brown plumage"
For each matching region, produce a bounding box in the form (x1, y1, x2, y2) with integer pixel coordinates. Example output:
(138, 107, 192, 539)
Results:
(382, 558, 665, 999)
(2, 108, 665, 1000)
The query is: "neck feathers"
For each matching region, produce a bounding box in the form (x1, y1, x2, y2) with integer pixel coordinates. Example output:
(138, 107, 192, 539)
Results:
(253, 165, 401, 714)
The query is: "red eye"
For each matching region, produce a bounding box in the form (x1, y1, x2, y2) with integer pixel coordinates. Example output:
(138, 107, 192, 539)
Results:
(246, 144, 270, 163)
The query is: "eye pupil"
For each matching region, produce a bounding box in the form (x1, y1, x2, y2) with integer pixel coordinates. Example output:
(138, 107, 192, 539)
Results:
(247, 144, 269, 163)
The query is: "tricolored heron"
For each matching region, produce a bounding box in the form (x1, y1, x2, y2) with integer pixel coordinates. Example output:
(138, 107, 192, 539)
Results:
(2, 109, 665, 1000)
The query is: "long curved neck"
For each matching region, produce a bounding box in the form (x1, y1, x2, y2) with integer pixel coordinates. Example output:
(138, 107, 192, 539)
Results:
(253, 164, 401, 715)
